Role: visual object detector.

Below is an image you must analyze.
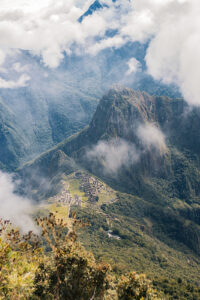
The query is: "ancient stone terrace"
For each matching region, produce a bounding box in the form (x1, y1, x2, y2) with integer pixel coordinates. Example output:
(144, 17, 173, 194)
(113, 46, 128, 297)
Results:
(50, 180, 82, 207)
(80, 174, 104, 203)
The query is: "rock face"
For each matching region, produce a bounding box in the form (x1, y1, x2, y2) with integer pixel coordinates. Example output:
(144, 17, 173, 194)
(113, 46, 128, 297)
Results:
(20, 87, 200, 200)
(20, 87, 200, 254)
(58, 88, 200, 204)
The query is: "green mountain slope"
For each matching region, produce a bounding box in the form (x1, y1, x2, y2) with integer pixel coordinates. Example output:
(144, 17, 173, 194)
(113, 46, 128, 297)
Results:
(0, 83, 98, 171)
(19, 87, 200, 297)
(0, 98, 29, 170)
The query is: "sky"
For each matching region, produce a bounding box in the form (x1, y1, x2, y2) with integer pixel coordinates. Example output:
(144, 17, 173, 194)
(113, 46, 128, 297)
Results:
(0, 0, 199, 105)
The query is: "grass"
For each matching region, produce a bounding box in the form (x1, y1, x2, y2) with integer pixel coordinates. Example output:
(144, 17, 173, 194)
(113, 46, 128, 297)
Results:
(98, 189, 117, 205)
(40, 203, 69, 220)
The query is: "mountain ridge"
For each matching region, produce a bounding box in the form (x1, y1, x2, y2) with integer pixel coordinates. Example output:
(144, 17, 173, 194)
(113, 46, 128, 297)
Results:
(18, 87, 200, 256)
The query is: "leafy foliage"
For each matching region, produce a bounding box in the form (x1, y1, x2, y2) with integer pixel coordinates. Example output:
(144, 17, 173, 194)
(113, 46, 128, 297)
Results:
(0, 213, 159, 299)
(72, 204, 200, 300)
(33, 213, 111, 300)
(118, 273, 157, 300)
(0, 219, 41, 299)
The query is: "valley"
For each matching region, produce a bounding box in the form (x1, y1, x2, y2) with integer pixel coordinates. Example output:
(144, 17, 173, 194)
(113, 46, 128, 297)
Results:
(0, 1, 200, 299)
(32, 169, 200, 299)
(16, 87, 200, 298)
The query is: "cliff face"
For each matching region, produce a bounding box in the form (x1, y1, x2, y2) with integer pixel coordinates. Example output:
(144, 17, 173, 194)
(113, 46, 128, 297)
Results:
(49, 88, 194, 199)
(20, 87, 200, 201)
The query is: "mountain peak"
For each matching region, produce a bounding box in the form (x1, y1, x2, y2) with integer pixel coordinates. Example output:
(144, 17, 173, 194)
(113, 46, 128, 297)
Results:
(106, 85, 140, 96)
(91, 87, 153, 127)
(79, 1, 106, 23)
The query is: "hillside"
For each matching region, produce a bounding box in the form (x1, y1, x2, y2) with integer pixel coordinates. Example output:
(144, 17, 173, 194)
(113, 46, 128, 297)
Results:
(0, 78, 98, 171)
(0, 98, 27, 170)
(0, 13, 180, 172)
(19, 87, 200, 298)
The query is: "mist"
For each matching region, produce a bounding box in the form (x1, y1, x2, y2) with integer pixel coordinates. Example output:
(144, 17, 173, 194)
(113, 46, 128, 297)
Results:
(0, 171, 37, 233)
(137, 123, 167, 154)
(87, 138, 140, 174)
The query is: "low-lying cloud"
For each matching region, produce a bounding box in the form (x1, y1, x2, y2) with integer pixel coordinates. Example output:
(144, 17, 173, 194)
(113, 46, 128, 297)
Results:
(87, 138, 140, 174)
(126, 57, 141, 76)
(0, 171, 37, 233)
(137, 123, 167, 153)
(87, 123, 167, 174)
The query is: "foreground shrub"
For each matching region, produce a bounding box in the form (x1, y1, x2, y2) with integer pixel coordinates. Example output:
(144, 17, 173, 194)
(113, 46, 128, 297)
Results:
(118, 272, 158, 300)
(0, 219, 40, 299)
(0, 213, 160, 299)
(33, 213, 111, 300)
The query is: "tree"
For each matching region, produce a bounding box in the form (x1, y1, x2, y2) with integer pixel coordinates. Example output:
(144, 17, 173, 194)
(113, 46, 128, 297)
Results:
(117, 272, 158, 300)
(0, 213, 160, 299)
(0, 219, 40, 299)
(33, 213, 111, 300)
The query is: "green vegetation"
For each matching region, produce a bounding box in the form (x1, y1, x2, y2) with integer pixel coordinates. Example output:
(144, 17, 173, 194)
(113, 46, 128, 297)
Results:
(0, 82, 99, 171)
(0, 214, 160, 299)
(17, 88, 200, 298)
(0, 219, 41, 298)
(73, 201, 200, 299)
(48, 203, 69, 219)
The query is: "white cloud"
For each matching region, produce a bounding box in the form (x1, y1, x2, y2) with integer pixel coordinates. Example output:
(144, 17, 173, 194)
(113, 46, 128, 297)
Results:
(88, 35, 125, 55)
(87, 124, 167, 174)
(0, 0, 85, 68)
(87, 138, 140, 174)
(12, 62, 29, 72)
(145, 0, 200, 105)
(0, 0, 199, 105)
(0, 67, 8, 74)
(0, 73, 30, 88)
(126, 57, 141, 76)
(137, 123, 167, 153)
(0, 171, 37, 233)
(0, 0, 129, 68)
(0, 49, 6, 65)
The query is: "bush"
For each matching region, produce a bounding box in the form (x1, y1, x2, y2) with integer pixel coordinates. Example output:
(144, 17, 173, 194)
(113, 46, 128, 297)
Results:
(0, 213, 160, 300)
(117, 272, 158, 300)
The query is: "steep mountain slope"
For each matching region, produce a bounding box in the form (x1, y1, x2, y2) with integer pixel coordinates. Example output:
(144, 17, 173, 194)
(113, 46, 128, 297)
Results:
(59, 88, 200, 203)
(0, 98, 28, 170)
(0, 75, 98, 171)
(78, 0, 106, 22)
(18, 87, 200, 296)
(0, 0, 181, 171)
(19, 88, 200, 256)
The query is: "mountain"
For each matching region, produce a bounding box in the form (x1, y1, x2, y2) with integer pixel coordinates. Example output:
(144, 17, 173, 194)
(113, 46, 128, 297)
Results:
(18, 87, 200, 297)
(20, 87, 200, 247)
(24, 88, 198, 195)
(78, 1, 106, 23)
(0, 0, 181, 171)
(0, 98, 27, 170)
(78, 0, 119, 23)
(0, 69, 98, 171)
(17, 87, 200, 297)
